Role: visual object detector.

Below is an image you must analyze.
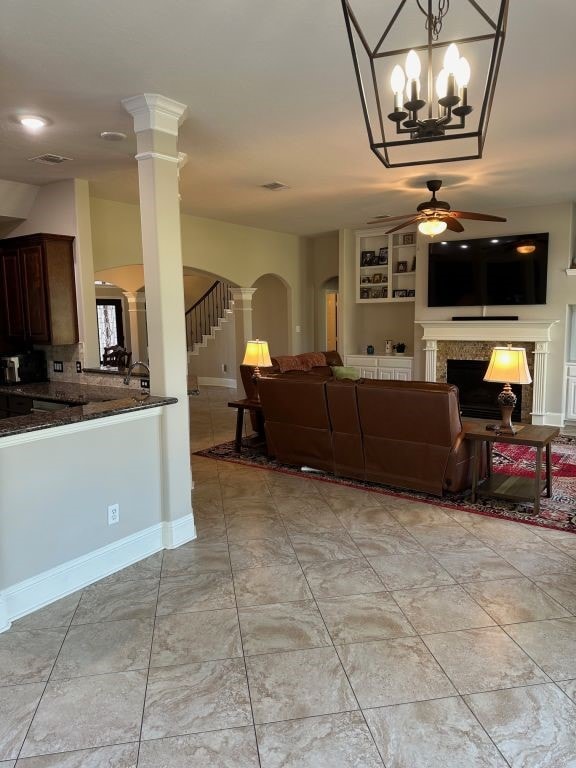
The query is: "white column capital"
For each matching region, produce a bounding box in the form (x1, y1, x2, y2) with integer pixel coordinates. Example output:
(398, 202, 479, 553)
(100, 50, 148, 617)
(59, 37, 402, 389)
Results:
(122, 93, 188, 135)
(230, 287, 257, 303)
(123, 291, 146, 308)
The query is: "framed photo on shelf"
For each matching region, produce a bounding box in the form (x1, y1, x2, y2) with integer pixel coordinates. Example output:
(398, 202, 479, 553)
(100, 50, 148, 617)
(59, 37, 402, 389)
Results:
(377, 247, 389, 265)
(397, 260, 408, 273)
(361, 275, 372, 284)
(372, 272, 383, 284)
(393, 289, 407, 298)
(361, 250, 377, 266)
(407, 289, 415, 297)
(360, 287, 370, 299)
(372, 287, 387, 299)
(402, 233, 415, 245)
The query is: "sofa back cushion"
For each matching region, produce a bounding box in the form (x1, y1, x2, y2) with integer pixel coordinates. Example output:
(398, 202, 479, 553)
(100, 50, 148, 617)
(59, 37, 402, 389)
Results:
(356, 380, 463, 495)
(258, 377, 334, 473)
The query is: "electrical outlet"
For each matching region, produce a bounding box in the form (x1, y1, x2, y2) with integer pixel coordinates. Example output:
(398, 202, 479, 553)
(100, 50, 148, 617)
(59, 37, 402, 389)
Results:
(53, 361, 64, 373)
(76, 361, 82, 373)
(107, 503, 120, 525)
(141, 377, 150, 389)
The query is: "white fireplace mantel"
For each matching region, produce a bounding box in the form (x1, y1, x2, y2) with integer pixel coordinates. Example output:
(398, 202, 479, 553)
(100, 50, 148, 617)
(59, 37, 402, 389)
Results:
(416, 319, 559, 425)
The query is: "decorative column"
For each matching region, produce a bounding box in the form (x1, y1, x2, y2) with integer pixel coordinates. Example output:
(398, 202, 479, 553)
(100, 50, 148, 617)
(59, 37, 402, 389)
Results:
(123, 291, 147, 363)
(531, 341, 549, 424)
(122, 93, 194, 547)
(424, 339, 438, 382)
(231, 287, 257, 376)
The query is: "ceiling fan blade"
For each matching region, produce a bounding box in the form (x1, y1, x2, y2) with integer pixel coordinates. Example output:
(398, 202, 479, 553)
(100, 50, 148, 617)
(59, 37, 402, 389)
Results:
(450, 210, 507, 222)
(385, 216, 420, 235)
(445, 217, 464, 232)
(370, 213, 416, 223)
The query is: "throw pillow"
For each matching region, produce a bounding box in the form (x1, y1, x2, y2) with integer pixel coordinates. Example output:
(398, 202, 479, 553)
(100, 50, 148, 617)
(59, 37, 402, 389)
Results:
(275, 355, 311, 373)
(331, 365, 361, 381)
(297, 352, 326, 368)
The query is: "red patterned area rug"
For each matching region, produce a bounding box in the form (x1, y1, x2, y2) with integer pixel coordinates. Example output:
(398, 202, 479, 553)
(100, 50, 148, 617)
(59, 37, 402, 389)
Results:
(194, 436, 576, 534)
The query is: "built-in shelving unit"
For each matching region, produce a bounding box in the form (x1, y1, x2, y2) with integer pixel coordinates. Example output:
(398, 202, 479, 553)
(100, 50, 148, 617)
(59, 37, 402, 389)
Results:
(356, 227, 417, 303)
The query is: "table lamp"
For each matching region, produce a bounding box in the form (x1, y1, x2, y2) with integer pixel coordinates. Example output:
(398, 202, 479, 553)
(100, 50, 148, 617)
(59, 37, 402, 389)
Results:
(483, 345, 532, 433)
(243, 339, 272, 378)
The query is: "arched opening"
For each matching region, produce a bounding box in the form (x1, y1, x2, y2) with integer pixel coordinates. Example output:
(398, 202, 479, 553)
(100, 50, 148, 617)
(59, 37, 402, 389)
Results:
(252, 274, 290, 357)
(319, 276, 339, 351)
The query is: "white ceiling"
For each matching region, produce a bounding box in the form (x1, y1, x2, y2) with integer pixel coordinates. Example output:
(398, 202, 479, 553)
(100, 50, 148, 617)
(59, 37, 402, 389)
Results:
(1, 1, 575, 236)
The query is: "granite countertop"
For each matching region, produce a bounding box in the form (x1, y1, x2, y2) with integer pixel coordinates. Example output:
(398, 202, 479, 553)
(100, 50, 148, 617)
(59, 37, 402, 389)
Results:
(0, 382, 177, 439)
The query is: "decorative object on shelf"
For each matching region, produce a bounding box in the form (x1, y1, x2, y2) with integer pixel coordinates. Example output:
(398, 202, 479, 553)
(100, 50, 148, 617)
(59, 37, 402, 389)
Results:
(393, 343, 406, 355)
(372, 272, 384, 284)
(360, 287, 370, 299)
(378, 247, 389, 265)
(397, 260, 408, 273)
(384, 340, 393, 355)
(407, 289, 416, 297)
(368, 180, 506, 236)
(367, 345, 375, 355)
(372, 287, 388, 299)
(361, 275, 372, 284)
(411, 255, 417, 272)
(483, 345, 532, 433)
(361, 250, 377, 266)
(243, 339, 272, 378)
(393, 289, 408, 298)
(340, 0, 509, 168)
(402, 233, 415, 246)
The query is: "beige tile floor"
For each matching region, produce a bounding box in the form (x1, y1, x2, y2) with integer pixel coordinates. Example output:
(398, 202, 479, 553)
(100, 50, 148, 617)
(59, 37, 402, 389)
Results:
(2, 385, 576, 767)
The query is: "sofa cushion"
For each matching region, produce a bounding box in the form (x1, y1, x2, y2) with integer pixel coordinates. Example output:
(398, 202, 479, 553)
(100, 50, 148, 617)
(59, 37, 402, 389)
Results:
(274, 355, 311, 373)
(298, 352, 327, 369)
(331, 365, 361, 381)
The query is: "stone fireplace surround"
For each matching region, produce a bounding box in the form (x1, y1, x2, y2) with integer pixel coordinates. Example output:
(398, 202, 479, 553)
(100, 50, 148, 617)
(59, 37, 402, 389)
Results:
(417, 320, 558, 425)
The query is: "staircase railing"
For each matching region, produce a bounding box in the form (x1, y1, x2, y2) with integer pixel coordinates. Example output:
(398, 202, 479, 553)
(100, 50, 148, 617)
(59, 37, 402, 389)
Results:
(185, 280, 233, 349)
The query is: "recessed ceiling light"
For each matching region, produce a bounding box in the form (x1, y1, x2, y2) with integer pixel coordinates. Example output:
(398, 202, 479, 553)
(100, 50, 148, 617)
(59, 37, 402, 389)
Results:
(460, 244, 469, 249)
(100, 131, 127, 142)
(440, 241, 448, 245)
(491, 239, 499, 243)
(19, 115, 48, 130)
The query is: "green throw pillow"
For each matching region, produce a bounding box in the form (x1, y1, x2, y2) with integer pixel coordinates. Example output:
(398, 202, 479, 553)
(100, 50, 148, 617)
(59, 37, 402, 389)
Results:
(331, 365, 361, 381)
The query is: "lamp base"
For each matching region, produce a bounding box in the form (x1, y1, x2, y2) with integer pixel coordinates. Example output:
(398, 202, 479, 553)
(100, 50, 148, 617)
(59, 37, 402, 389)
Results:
(497, 385, 517, 433)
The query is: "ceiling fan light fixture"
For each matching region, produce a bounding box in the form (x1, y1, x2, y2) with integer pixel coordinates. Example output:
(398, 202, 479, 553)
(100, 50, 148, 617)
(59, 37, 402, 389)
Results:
(418, 218, 447, 237)
(516, 240, 536, 254)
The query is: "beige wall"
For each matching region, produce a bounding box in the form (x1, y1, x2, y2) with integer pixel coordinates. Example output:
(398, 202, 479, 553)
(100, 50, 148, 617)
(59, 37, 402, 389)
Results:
(90, 198, 312, 353)
(252, 274, 290, 357)
(183, 273, 216, 311)
(0, 413, 163, 590)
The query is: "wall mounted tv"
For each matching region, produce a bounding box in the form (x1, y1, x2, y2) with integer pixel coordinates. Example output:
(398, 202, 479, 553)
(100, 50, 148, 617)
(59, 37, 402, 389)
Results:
(428, 233, 548, 307)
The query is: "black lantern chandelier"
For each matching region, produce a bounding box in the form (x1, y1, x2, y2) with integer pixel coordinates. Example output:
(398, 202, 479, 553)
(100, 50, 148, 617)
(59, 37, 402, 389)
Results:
(341, 1, 509, 168)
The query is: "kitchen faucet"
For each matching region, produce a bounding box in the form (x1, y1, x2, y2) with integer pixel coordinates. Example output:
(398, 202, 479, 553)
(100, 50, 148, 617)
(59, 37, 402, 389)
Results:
(123, 360, 150, 385)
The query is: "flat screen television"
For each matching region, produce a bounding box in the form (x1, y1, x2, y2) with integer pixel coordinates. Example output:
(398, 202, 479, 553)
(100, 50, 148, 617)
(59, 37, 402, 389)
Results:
(427, 233, 548, 307)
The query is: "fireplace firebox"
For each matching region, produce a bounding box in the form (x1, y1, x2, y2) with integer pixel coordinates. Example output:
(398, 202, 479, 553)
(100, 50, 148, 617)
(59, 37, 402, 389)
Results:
(447, 359, 522, 420)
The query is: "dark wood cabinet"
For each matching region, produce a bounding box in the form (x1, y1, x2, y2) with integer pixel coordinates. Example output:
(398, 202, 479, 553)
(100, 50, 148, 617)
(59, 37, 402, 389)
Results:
(0, 234, 78, 346)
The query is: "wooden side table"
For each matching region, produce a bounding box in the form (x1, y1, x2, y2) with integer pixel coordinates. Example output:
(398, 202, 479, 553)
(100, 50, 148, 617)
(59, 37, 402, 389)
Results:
(464, 419, 559, 514)
(228, 398, 263, 452)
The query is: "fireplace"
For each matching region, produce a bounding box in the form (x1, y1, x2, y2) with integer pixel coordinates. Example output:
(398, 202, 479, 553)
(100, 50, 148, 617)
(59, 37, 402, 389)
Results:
(447, 359, 522, 420)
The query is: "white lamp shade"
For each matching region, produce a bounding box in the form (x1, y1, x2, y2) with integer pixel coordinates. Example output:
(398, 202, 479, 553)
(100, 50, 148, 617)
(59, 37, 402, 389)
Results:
(483, 346, 532, 385)
(243, 339, 272, 368)
(418, 218, 447, 237)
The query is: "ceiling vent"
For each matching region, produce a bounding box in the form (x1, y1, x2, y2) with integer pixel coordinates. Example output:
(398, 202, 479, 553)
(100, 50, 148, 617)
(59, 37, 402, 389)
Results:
(28, 153, 73, 165)
(261, 181, 289, 191)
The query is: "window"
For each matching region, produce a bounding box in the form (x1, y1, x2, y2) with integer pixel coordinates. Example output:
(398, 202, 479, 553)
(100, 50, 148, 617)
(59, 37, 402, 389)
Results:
(96, 299, 125, 361)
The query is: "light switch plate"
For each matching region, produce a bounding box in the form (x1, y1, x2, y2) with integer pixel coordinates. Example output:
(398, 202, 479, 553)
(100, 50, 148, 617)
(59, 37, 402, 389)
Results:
(53, 361, 63, 373)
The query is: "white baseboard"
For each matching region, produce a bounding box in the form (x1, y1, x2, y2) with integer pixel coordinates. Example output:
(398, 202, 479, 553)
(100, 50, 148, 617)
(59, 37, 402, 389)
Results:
(0, 514, 196, 633)
(198, 376, 237, 388)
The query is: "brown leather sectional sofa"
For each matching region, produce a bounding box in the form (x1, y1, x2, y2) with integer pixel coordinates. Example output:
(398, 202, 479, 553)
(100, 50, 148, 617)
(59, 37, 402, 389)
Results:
(256, 375, 477, 496)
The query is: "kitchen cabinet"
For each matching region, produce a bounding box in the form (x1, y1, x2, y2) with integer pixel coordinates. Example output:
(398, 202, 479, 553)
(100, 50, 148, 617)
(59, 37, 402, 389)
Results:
(0, 233, 78, 345)
(344, 355, 413, 381)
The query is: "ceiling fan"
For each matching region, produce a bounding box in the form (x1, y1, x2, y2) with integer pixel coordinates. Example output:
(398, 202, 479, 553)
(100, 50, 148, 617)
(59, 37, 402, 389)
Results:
(368, 180, 507, 236)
